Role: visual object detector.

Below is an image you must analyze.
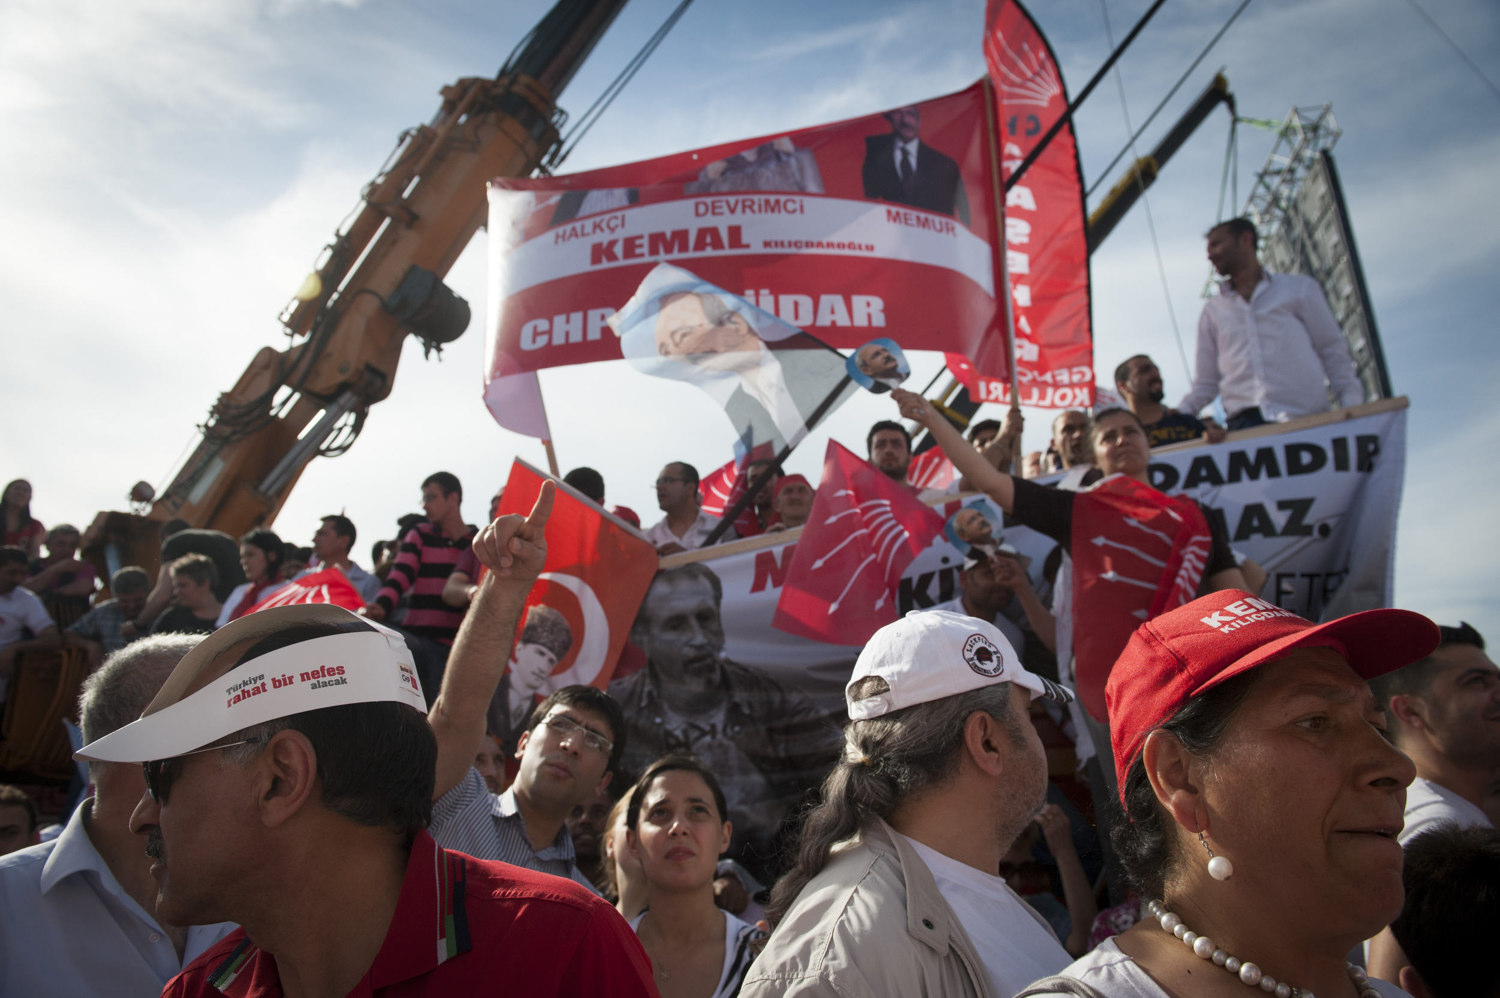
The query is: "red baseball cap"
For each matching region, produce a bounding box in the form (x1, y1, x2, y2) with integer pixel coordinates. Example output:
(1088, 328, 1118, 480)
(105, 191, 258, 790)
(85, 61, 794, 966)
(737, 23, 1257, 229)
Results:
(1106, 590, 1440, 799)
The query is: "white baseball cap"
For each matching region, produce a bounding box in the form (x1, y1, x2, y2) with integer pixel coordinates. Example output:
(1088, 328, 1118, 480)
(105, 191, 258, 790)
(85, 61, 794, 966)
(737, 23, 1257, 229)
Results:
(76, 604, 426, 764)
(846, 610, 1074, 720)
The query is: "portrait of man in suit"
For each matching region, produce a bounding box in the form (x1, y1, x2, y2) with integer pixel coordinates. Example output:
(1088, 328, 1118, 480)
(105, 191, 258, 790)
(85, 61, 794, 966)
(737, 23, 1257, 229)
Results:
(614, 264, 854, 453)
(861, 105, 968, 222)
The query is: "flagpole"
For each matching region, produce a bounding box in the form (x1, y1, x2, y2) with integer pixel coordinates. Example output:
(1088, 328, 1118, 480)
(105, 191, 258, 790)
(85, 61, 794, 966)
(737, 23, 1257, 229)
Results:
(536, 373, 561, 477)
(982, 76, 1022, 411)
(701, 375, 852, 546)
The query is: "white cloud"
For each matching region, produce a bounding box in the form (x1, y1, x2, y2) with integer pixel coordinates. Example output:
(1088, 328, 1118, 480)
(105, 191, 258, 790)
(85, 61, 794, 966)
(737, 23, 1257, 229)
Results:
(4, 0, 1498, 644)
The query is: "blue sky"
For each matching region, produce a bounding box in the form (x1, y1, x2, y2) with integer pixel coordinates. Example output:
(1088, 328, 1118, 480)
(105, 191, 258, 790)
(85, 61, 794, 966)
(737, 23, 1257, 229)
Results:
(4, 0, 1497, 634)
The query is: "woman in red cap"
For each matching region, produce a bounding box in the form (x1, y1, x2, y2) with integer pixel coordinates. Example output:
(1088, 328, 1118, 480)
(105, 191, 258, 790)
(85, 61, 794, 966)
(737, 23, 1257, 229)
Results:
(1017, 590, 1439, 998)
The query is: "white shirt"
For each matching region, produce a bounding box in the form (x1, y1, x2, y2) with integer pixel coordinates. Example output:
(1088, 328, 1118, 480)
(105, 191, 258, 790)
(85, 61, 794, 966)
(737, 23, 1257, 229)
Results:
(1023, 937, 1409, 997)
(1179, 271, 1364, 421)
(892, 136, 921, 177)
(902, 835, 1070, 997)
(645, 508, 733, 549)
(630, 910, 762, 998)
(0, 799, 237, 998)
(1400, 775, 1492, 846)
(737, 344, 810, 447)
(0, 585, 53, 645)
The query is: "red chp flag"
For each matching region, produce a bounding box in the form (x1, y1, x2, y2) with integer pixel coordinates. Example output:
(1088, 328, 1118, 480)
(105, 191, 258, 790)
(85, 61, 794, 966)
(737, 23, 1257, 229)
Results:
(948, 0, 1093, 410)
(1069, 476, 1213, 720)
(495, 460, 660, 690)
(248, 569, 366, 613)
(773, 441, 945, 645)
(906, 446, 958, 491)
(484, 84, 1007, 437)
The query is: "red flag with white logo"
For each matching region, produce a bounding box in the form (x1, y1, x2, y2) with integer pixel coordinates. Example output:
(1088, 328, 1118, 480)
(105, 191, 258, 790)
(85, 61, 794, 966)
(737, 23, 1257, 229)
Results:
(248, 569, 366, 613)
(906, 446, 957, 491)
(495, 460, 660, 693)
(698, 457, 743, 518)
(773, 441, 945, 644)
(945, 0, 1093, 409)
(1069, 475, 1212, 719)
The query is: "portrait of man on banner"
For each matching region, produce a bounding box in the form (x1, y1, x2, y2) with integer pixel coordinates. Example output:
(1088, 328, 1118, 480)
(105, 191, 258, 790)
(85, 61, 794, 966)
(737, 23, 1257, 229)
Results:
(611, 262, 855, 453)
(945, 498, 1003, 559)
(847, 337, 911, 393)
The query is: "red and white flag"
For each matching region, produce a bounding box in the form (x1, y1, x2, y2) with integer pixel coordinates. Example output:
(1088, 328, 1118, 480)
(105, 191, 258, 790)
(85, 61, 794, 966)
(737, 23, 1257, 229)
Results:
(773, 441, 945, 645)
(945, 0, 1093, 410)
(1069, 475, 1212, 719)
(906, 446, 958, 491)
(483, 84, 1008, 445)
(248, 569, 366, 614)
(494, 460, 660, 690)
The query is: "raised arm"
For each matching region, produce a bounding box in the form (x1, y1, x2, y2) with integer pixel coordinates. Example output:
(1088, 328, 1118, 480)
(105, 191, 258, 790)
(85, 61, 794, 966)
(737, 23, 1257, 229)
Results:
(428, 481, 554, 800)
(892, 388, 1016, 513)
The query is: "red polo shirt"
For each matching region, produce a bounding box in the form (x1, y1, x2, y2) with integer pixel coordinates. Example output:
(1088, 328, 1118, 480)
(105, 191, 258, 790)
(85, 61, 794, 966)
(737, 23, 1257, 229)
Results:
(163, 830, 658, 997)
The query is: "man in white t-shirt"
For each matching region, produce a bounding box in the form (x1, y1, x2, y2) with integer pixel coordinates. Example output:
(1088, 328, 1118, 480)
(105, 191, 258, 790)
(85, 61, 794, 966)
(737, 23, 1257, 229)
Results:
(644, 462, 733, 553)
(1369, 621, 1497, 844)
(742, 611, 1074, 998)
(0, 546, 59, 707)
(1365, 622, 1499, 986)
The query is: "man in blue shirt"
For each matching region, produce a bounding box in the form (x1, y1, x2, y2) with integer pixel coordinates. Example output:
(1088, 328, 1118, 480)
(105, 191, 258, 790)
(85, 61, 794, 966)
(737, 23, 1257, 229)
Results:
(0, 634, 236, 997)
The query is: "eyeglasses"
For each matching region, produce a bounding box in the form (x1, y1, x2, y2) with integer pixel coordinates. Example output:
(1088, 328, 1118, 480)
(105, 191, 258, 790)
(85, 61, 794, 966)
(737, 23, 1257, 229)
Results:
(142, 737, 267, 803)
(541, 714, 613, 756)
(655, 477, 687, 487)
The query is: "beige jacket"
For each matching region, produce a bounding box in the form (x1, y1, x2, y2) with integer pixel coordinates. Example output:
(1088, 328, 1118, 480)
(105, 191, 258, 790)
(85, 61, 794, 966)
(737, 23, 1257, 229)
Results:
(741, 818, 1048, 997)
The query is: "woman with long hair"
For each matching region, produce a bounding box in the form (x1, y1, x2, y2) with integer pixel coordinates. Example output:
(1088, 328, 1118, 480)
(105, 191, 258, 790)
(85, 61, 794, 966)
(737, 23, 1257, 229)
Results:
(627, 756, 762, 998)
(1, 480, 43, 559)
(1018, 591, 1439, 998)
(216, 528, 289, 626)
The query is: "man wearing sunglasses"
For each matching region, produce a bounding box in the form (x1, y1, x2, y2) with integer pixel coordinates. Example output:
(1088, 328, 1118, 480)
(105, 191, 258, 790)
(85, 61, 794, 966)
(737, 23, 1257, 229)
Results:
(75, 482, 657, 997)
(427, 486, 627, 894)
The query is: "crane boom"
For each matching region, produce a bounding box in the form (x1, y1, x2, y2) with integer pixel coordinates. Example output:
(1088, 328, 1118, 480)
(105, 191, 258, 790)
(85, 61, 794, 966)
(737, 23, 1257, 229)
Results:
(149, 0, 628, 537)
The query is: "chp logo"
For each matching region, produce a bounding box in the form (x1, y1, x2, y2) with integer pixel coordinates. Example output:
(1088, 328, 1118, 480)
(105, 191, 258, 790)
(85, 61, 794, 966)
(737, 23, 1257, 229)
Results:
(397, 661, 422, 697)
(962, 632, 1007, 677)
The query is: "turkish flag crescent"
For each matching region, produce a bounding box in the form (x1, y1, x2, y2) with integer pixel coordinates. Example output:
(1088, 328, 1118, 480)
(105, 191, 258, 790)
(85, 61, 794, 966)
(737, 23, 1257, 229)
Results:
(773, 441, 945, 645)
(495, 460, 660, 690)
(248, 569, 366, 613)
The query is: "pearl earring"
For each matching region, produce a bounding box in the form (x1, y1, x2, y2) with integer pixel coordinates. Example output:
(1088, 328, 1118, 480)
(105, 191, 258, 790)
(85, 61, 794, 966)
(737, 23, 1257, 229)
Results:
(1200, 832, 1233, 881)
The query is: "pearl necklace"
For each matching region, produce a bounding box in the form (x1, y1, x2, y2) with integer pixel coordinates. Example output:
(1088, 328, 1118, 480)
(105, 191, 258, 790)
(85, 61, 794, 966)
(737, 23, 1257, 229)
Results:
(1146, 901, 1383, 998)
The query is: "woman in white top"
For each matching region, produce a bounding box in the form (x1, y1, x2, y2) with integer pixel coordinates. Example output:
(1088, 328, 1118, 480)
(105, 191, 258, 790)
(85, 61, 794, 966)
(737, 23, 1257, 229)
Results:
(1019, 591, 1440, 998)
(626, 756, 763, 998)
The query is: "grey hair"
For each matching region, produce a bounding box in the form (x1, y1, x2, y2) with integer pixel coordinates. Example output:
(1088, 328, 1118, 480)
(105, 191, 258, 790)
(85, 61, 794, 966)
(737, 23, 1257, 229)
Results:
(78, 634, 202, 774)
(766, 682, 1022, 925)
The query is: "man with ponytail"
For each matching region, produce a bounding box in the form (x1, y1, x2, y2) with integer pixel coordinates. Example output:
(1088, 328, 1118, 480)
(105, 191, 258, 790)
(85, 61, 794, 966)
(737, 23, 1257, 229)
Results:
(742, 610, 1075, 997)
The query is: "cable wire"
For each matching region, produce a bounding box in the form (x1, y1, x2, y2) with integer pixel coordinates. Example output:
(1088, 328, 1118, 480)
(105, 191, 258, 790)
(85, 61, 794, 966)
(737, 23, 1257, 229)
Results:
(549, 0, 696, 169)
(1096, 0, 1192, 380)
(1086, 0, 1256, 198)
(1402, 0, 1500, 104)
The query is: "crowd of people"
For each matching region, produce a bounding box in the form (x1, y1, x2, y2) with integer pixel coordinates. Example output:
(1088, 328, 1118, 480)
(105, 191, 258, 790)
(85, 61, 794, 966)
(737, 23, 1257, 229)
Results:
(0, 219, 1495, 997)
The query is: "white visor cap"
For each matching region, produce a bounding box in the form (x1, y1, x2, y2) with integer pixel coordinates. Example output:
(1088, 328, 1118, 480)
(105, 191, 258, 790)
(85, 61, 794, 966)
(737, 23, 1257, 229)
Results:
(76, 604, 425, 764)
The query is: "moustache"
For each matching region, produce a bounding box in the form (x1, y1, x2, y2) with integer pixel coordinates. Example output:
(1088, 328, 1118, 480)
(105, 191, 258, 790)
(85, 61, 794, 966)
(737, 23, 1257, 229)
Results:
(145, 830, 165, 862)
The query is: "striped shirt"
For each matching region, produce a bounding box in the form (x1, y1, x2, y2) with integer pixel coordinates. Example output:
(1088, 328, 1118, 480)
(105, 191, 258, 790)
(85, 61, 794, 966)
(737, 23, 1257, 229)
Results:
(429, 768, 601, 896)
(373, 521, 475, 644)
